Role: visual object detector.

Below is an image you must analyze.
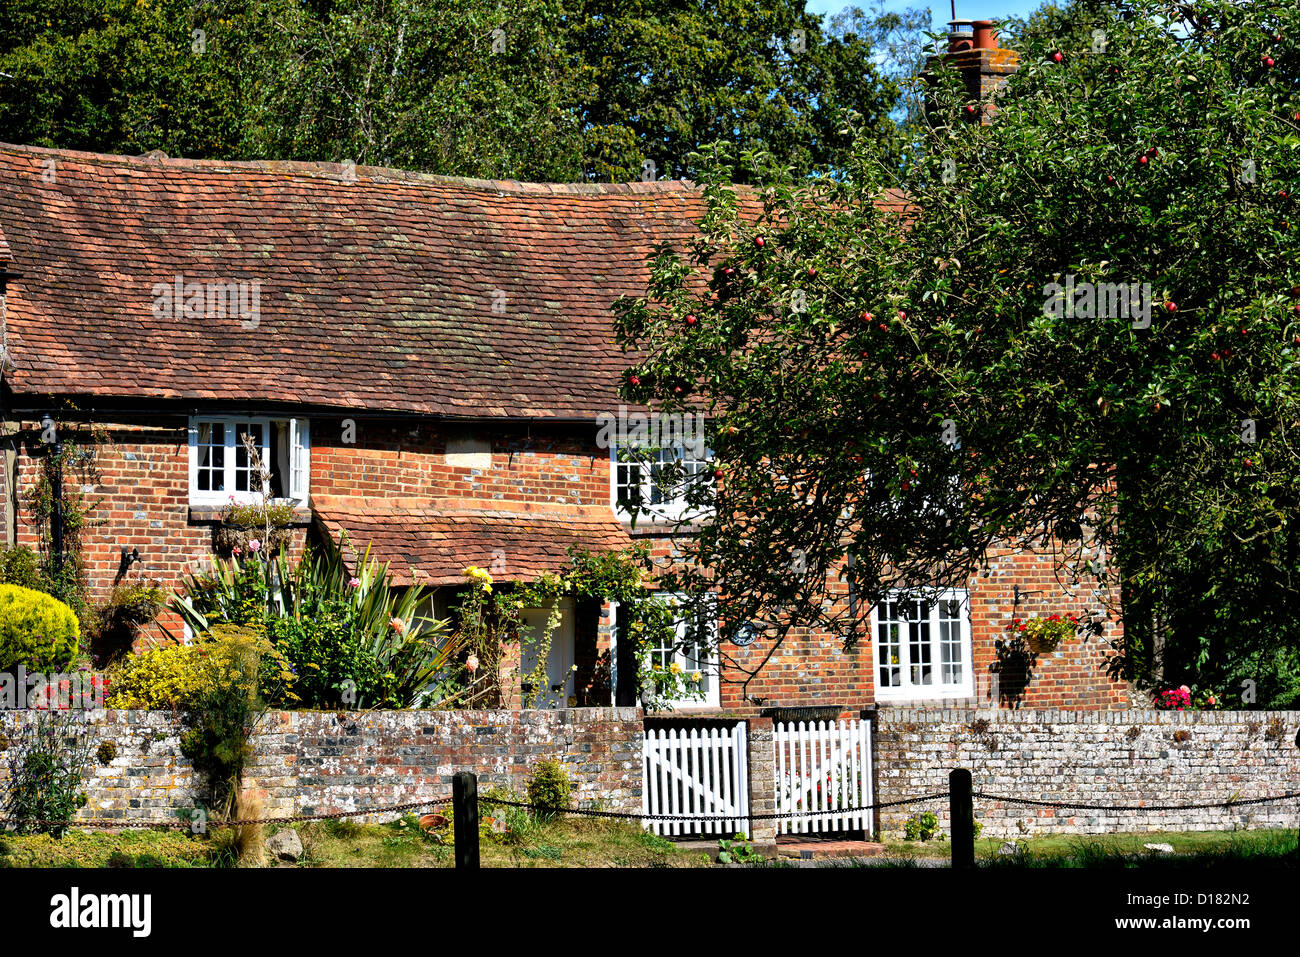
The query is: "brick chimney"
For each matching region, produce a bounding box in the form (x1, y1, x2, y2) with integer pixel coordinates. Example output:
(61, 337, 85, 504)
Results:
(927, 19, 1020, 123)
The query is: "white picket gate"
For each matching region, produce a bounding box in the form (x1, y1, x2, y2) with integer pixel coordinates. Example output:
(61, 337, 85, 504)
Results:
(642, 723, 749, 837)
(774, 719, 873, 835)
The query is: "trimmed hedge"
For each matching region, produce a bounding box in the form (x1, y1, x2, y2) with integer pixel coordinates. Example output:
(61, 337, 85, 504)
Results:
(0, 584, 80, 672)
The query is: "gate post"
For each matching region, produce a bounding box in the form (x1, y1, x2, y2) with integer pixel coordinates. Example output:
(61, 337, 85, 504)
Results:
(949, 767, 974, 870)
(453, 771, 480, 870)
(746, 717, 776, 848)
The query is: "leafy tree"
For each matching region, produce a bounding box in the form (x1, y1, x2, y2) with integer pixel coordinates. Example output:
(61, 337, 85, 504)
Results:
(568, 0, 902, 182)
(0, 0, 903, 181)
(234, 0, 585, 179)
(614, 0, 1300, 704)
(0, 0, 246, 156)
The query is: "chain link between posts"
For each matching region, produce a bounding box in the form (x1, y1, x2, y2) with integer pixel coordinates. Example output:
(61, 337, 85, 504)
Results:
(3, 787, 1299, 831)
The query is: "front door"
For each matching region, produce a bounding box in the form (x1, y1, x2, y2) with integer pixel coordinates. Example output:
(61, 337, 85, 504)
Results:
(520, 599, 575, 709)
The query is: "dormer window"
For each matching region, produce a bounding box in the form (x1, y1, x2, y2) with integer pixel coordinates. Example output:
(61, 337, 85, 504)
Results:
(189, 416, 310, 507)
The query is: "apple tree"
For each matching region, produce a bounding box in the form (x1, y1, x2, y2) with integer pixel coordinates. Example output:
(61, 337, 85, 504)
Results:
(614, 0, 1300, 705)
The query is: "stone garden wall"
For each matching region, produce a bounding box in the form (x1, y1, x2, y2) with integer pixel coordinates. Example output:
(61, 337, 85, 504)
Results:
(0, 708, 644, 825)
(873, 708, 1300, 838)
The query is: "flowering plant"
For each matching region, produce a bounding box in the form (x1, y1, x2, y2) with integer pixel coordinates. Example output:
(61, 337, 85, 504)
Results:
(1154, 685, 1192, 710)
(1153, 684, 1225, 711)
(1009, 613, 1078, 654)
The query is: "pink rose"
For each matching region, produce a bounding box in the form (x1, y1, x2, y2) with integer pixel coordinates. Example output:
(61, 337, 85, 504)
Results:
(466, 654, 479, 673)
(348, 577, 361, 588)
(248, 539, 262, 552)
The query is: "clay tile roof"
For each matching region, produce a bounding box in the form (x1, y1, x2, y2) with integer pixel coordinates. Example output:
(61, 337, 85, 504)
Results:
(312, 494, 634, 585)
(0, 142, 713, 419)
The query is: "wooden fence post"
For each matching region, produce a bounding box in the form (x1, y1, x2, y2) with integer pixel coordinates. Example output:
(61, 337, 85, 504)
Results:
(453, 771, 480, 870)
(949, 767, 974, 870)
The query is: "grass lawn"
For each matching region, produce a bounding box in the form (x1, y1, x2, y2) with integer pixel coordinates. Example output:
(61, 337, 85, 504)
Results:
(293, 814, 710, 868)
(0, 814, 711, 869)
(2, 819, 1293, 868)
(875, 828, 1298, 868)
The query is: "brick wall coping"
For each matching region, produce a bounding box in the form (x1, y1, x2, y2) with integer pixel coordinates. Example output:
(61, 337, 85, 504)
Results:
(875, 708, 1300, 726)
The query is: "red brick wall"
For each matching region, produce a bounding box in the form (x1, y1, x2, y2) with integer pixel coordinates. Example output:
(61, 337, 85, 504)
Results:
(311, 417, 609, 506)
(3, 411, 1130, 709)
(7, 417, 310, 642)
(633, 527, 1130, 712)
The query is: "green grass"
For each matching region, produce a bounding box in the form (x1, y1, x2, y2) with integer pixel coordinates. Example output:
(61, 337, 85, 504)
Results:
(3, 819, 1292, 868)
(879, 828, 1298, 868)
(0, 829, 212, 868)
(0, 813, 707, 868)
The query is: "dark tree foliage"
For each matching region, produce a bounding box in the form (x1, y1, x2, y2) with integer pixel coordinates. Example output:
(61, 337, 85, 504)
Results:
(0, 0, 903, 181)
(615, 0, 1300, 705)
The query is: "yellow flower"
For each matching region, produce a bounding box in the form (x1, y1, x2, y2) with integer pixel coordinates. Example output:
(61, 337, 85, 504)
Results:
(690, 672, 702, 683)
(463, 565, 494, 587)
(669, 662, 682, 674)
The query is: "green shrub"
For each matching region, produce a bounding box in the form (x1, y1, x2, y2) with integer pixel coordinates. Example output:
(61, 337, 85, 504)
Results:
(173, 534, 458, 710)
(903, 811, 940, 842)
(0, 583, 80, 672)
(179, 624, 269, 814)
(2, 711, 93, 838)
(526, 759, 572, 821)
(0, 546, 44, 590)
(106, 643, 210, 710)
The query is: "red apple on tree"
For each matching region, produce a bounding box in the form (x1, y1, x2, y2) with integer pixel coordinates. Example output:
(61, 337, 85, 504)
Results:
(754, 236, 765, 248)
(1052, 51, 1063, 62)
(686, 314, 698, 326)
(1165, 301, 1177, 312)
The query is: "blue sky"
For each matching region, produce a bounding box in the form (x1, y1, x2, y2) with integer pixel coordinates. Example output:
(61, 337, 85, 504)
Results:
(803, 0, 1046, 31)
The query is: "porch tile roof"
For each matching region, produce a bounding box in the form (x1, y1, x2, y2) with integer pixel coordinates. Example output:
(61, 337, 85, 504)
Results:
(312, 494, 634, 585)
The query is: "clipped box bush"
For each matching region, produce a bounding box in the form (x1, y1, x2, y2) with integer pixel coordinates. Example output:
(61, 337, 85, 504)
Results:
(526, 758, 572, 821)
(0, 583, 80, 672)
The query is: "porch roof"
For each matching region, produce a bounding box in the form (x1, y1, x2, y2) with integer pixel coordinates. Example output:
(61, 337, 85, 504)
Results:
(312, 494, 634, 586)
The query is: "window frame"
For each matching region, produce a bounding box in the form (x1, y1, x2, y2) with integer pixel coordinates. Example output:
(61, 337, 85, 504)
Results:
(609, 438, 714, 522)
(187, 415, 310, 507)
(610, 595, 721, 710)
(871, 588, 973, 701)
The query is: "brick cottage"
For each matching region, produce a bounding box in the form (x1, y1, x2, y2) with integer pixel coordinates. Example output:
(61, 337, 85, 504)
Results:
(0, 27, 1131, 717)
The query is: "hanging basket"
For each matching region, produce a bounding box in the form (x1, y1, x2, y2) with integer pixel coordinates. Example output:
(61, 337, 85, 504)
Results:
(1024, 631, 1061, 655)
